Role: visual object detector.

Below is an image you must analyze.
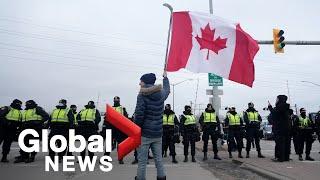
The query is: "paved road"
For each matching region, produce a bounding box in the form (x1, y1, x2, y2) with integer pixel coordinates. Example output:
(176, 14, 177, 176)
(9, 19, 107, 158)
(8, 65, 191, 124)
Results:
(2, 139, 318, 180)
(0, 142, 218, 180)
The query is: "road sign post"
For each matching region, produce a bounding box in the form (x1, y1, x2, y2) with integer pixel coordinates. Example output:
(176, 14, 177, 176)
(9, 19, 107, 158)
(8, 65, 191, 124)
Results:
(208, 73, 223, 86)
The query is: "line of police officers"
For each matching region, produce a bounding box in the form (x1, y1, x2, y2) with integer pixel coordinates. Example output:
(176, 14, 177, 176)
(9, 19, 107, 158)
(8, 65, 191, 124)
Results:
(0, 98, 123, 163)
(1, 99, 319, 164)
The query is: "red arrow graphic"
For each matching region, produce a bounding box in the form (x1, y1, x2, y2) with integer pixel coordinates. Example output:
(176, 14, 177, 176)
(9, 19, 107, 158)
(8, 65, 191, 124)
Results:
(106, 104, 141, 160)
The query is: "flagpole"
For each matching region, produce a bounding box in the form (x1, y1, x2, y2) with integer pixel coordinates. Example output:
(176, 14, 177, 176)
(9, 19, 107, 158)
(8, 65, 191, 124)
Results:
(163, 3, 173, 72)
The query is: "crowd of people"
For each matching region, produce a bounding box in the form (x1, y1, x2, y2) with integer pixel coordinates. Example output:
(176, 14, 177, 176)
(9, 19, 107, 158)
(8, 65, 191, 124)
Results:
(1, 73, 320, 180)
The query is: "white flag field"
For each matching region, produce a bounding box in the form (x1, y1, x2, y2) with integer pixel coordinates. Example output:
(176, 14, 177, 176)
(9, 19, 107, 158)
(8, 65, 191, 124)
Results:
(166, 11, 260, 87)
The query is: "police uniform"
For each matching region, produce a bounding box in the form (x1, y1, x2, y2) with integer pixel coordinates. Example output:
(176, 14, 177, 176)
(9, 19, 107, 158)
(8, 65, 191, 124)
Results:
(78, 103, 101, 160)
(225, 111, 244, 158)
(199, 109, 221, 160)
(294, 113, 315, 161)
(162, 109, 179, 163)
(15, 101, 49, 163)
(180, 108, 199, 162)
(48, 102, 74, 160)
(0, 101, 22, 162)
(244, 110, 264, 158)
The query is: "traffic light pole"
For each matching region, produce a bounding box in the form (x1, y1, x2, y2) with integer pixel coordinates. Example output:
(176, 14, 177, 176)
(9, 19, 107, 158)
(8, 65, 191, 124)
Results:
(258, 40, 320, 45)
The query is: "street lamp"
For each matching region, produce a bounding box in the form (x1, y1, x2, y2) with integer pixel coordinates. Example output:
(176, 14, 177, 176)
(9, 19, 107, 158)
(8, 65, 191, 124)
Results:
(171, 79, 193, 111)
(301, 81, 320, 87)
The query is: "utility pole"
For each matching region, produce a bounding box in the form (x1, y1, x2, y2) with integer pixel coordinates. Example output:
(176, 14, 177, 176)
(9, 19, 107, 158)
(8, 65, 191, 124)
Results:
(286, 80, 291, 105)
(194, 78, 200, 114)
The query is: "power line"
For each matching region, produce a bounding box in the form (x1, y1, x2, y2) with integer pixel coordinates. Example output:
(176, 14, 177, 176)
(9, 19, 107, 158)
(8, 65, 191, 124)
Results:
(0, 42, 163, 67)
(0, 17, 165, 47)
(0, 28, 165, 57)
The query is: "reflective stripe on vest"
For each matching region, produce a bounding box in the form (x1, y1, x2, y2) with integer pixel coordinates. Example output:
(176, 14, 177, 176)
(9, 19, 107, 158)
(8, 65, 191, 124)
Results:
(298, 116, 310, 128)
(203, 112, 217, 123)
(184, 115, 196, 125)
(247, 112, 259, 122)
(228, 114, 241, 126)
(5, 108, 21, 121)
(163, 114, 175, 125)
(51, 108, 69, 123)
(114, 106, 123, 115)
(80, 109, 96, 122)
(23, 108, 42, 122)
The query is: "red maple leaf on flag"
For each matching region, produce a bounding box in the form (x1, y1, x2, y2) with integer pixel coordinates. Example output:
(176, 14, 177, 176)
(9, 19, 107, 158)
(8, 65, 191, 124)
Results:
(195, 23, 228, 60)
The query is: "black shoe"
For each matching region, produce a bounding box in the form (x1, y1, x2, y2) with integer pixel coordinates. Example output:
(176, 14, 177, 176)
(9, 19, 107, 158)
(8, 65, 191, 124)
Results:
(148, 155, 153, 159)
(14, 156, 25, 163)
(203, 152, 208, 161)
(305, 156, 315, 161)
(258, 152, 265, 158)
(238, 152, 243, 158)
(172, 156, 178, 164)
(298, 155, 303, 161)
(192, 156, 196, 162)
(157, 176, 166, 180)
(214, 154, 221, 160)
(246, 152, 250, 158)
(119, 160, 124, 164)
(14, 155, 22, 160)
(1, 155, 9, 163)
(183, 156, 188, 162)
(229, 152, 233, 158)
(131, 159, 138, 164)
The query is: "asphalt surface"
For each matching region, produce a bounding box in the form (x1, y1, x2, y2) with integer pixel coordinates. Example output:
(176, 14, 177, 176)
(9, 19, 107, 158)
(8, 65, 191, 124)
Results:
(1, 139, 319, 180)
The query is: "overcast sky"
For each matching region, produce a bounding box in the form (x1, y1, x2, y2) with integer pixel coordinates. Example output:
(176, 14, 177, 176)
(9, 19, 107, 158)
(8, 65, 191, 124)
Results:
(0, 0, 319, 117)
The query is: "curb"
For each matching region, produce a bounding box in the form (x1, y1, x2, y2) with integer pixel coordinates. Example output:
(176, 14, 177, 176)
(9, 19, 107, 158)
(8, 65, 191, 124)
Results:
(232, 159, 293, 180)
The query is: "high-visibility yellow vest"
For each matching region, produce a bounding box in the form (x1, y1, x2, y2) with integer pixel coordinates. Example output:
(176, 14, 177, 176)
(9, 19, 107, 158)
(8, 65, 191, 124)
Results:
(298, 116, 311, 128)
(203, 112, 217, 123)
(184, 115, 196, 125)
(228, 114, 241, 126)
(114, 106, 124, 115)
(247, 112, 259, 122)
(5, 108, 22, 121)
(163, 114, 175, 125)
(79, 108, 96, 122)
(51, 108, 70, 123)
(23, 108, 42, 122)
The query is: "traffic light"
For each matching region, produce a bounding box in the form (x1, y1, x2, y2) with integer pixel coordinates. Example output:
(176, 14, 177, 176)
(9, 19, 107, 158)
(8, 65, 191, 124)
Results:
(273, 29, 285, 53)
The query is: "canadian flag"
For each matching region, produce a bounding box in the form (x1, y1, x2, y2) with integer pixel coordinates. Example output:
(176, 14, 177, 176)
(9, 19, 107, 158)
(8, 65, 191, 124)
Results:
(166, 11, 259, 87)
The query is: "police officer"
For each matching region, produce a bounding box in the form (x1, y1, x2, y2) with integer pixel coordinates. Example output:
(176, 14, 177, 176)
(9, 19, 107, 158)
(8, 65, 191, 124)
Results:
(67, 104, 78, 156)
(162, 104, 179, 163)
(180, 105, 199, 162)
(199, 103, 222, 161)
(78, 101, 101, 161)
(315, 111, 320, 154)
(106, 96, 129, 164)
(14, 100, 49, 163)
(0, 99, 22, 162)
(70, 105, 78, 128)
(48, 99, 74, 161)
(243, 102, 265, 158)
(225, 107, 244, 158)
(294, 108, 315, 161)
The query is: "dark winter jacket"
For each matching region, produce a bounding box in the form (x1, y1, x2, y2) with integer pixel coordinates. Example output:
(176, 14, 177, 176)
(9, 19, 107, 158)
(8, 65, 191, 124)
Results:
(268, 103, 291, 136)
(134, 77, 170, 138)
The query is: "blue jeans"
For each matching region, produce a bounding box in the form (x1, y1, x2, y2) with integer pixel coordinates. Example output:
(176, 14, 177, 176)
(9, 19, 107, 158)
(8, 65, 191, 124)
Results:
(136, 136, 166, 180)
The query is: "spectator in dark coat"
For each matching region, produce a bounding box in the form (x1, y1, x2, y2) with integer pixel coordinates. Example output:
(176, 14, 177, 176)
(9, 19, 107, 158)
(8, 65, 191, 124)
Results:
(268, 95, 291, 162)
(134, 72, 170, 180)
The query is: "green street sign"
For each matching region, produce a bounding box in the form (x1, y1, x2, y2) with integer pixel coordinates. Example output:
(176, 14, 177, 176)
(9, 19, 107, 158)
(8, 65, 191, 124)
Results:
(208, 73, 223, 86)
